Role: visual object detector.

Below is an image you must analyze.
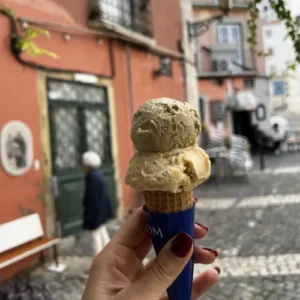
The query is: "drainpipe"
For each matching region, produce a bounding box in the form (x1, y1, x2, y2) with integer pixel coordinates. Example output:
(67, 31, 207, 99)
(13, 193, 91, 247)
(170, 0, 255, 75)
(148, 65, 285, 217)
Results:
(125, 45, 142, 208)
(126, 45, 135, 118)
(181, 53, 188, 103)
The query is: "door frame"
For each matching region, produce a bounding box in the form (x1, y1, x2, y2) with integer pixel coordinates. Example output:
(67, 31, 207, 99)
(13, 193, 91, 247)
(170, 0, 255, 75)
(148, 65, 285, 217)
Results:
(37, 71, 122, 237)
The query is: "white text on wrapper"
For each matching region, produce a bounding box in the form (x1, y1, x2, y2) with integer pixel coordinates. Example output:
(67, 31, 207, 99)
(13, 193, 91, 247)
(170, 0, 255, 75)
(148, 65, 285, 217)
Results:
(148, 225, 163, 238)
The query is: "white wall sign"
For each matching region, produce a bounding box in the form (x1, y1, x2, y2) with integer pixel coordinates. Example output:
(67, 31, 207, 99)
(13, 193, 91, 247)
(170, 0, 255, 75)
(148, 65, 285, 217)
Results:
(0, 121, 34, 176)
(74, 73, 98, 84)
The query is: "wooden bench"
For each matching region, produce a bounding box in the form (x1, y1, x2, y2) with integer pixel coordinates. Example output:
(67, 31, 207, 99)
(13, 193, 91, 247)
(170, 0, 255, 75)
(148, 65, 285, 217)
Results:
(0, 213, 60, 271)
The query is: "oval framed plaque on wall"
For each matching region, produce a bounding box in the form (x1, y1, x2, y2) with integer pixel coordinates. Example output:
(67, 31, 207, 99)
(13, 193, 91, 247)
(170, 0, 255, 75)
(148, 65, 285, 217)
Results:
(0, 121, 34, 176)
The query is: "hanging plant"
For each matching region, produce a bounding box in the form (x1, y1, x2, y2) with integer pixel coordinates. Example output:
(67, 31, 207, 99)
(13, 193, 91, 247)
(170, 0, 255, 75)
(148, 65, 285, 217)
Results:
(15, 27, 59, 58)
(0, 4, 58, 59)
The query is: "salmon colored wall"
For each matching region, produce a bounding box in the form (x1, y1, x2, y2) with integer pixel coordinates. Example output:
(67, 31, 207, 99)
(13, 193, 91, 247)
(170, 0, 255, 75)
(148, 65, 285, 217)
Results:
(199, 77, 254, 100)
(23, 32, 111, 75)
(131, 49, 184, 109)
(112, 44, 184, 212)
(151, 0, 182, 53)
(0, 16, 45, 281)
(52, 0, 183, 54)
(0, 0, 185, 280)
(111, 42, 135, 212)
(199, 79, 227, 101)
(4, 0, 77, 25)
(198, 77, 255, 125)
(193, 7, 265, 74)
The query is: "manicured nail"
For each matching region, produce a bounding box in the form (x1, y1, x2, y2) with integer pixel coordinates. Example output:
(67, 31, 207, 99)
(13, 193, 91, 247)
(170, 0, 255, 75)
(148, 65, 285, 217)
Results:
(171, 232, 193, 258)
(193, 197, 198, 203)
(203, 248, 219, 257)
(214, 267, 221, 275)
(195, 222, 208, 232)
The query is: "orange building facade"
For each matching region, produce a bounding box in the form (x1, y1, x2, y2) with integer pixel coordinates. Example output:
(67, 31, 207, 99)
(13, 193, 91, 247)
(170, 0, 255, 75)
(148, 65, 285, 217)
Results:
(0, 0, 186, 280)
(192, 0, 267, 129)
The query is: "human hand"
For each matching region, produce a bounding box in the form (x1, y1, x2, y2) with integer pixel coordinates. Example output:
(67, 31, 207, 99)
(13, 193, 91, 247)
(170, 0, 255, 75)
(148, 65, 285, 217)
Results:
(82, 208, 219, 300)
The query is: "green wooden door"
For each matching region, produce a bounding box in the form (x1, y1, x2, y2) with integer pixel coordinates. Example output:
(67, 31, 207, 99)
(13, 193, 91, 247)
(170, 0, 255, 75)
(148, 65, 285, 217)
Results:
(47, 79, 117, 238)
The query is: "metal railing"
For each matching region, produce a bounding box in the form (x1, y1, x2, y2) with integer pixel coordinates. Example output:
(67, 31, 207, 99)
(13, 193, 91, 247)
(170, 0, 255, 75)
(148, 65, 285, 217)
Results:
(193, 0, 220, 6)
(193, 0, 249, 7)
(232, 0, 249, 7)
(90, 0, 153, 37)
(197, 47, 256, 75)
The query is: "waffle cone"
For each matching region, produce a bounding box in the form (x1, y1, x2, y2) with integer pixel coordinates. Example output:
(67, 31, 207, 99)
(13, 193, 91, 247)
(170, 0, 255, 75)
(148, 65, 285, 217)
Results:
(143, 190, 193, 213)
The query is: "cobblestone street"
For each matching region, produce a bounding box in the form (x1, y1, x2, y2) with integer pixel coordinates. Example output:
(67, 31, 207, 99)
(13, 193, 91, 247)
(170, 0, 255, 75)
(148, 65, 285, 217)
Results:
(194, 152, 300, 299)
(2, 152, 300, 300)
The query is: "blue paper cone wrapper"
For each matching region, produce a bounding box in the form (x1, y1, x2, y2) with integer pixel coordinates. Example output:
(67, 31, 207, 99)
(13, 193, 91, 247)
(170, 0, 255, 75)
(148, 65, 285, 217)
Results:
(144, 204, 195, 300)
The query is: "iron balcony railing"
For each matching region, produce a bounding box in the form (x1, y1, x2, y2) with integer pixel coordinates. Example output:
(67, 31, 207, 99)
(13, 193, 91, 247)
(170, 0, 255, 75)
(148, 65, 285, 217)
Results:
(89, 0, 153, 37)
(193, 0, 220, 6)
(231, 0, 249, 7)
(197, 46, 257, 76)
(193, 0, 249, 7)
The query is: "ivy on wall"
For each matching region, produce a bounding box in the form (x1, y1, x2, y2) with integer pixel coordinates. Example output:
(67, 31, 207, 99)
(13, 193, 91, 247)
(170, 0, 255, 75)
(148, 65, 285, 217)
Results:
(248, 0, 300, 71)
(0, 4, 58, 58)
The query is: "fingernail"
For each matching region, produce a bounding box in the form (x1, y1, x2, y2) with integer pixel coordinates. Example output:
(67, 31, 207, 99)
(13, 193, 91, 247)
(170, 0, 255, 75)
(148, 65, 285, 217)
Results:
(203, 248, 219, 257)
(193, 197, 198, 203)
(171, 232, 193, 258)
(195, 222, 208, 232)
(214, 267, 221, 275)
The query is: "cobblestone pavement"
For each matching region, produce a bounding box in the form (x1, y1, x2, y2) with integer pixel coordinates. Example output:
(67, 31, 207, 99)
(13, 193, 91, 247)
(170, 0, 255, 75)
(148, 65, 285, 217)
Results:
(2, 152, 300, 300)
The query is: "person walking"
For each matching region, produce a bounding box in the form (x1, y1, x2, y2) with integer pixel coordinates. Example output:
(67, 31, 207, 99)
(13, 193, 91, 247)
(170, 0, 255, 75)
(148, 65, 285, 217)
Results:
(272, 123, 286, 155)
(82, 151, 113, 255)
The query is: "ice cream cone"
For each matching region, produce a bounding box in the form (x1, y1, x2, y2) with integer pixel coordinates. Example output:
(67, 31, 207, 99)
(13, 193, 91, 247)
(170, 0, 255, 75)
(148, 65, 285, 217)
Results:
(126, 98, 211, 300)
(143, 190, 193, 213)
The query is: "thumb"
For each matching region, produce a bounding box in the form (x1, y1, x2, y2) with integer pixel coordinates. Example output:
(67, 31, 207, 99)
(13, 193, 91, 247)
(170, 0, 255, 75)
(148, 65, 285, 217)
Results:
(122, 232, 193, 300)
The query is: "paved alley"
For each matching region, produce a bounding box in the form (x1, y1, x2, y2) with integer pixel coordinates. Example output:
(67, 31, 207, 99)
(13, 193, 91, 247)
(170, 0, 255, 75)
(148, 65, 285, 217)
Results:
(2, 152, 300, 300)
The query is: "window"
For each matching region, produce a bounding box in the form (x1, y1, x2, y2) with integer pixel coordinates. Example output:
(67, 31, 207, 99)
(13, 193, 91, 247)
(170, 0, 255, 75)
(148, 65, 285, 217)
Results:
(268, 48, 274, 55)
(244, 79, 255, 89)
(94, 0, 152, 36)
(100, 0, 132, 27)
(153, 56, 172, 77)
(210, 100, 225, 124)
(296, 15, 300, 27)
(218, 24, 243, 65)
(265, 29, 272, 37)
(269, 65, 276, 74)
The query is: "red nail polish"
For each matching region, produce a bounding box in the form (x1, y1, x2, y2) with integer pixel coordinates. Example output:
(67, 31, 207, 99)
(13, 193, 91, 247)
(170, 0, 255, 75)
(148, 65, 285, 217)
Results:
(171, 232, 193, 258)
(195, 222, 208, 232)
(214, 267, 221, 274)
(203, 248, 219, 257)
(193, 197, 198, 203)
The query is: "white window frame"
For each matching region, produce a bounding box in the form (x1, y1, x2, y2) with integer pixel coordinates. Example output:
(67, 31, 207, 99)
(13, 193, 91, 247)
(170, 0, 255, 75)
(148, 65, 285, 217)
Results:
(217, 24, 243, 67)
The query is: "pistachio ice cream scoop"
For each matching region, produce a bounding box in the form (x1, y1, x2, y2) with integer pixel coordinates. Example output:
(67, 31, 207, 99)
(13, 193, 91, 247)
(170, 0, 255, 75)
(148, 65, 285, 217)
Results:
(126, 98, 210, 208)
(130, 98, 201, 153)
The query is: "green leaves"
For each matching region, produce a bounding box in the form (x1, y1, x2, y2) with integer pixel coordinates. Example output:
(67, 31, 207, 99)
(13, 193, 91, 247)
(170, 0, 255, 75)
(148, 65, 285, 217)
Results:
(0, 4, 16, 19)
(16, 38, 59, 58)
(248, 0, 300, 65)
(25, 27, 50, 39)
(14, 27, 59, 59)
(1, 5, 58, 59)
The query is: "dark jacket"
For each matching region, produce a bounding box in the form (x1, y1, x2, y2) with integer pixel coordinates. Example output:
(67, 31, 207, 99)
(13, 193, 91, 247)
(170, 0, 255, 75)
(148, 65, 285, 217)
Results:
(83, 169, 113, 230)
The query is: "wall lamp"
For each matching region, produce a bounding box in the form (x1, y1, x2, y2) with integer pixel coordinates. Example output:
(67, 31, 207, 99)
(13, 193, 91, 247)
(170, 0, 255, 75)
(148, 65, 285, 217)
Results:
(187, 0, 232, 39)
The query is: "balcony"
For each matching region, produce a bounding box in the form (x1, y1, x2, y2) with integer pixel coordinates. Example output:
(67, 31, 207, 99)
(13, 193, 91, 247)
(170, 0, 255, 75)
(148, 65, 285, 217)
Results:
(197, 45, 257, 77)
(193, 0, 220, 6)
(193, 0, 249, 8)
(231, 0, 249, 8)
(88, 0, 153, 38)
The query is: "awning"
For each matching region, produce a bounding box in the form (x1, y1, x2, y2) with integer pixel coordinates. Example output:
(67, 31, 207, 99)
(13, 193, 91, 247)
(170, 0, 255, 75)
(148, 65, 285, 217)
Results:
(270, 115, 289, 128)
(228, 91, 257, 111)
